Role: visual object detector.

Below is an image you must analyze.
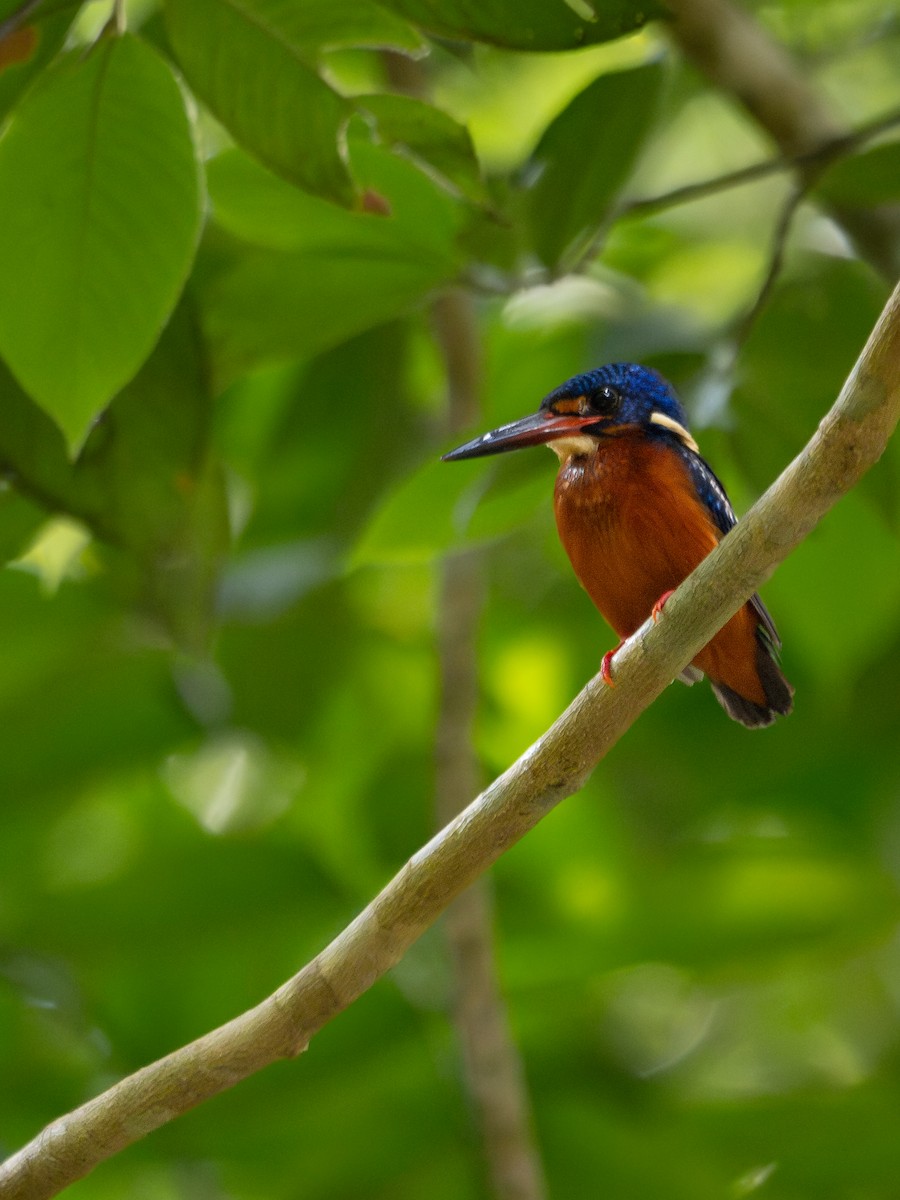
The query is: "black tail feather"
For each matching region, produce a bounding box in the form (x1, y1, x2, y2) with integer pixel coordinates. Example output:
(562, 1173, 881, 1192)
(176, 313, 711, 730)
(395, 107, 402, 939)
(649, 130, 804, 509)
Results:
(711, 630, 794, 729)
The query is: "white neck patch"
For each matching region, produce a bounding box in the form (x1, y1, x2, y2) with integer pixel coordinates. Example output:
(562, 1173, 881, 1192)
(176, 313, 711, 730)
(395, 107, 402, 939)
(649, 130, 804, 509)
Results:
(549, 435, 596, 461)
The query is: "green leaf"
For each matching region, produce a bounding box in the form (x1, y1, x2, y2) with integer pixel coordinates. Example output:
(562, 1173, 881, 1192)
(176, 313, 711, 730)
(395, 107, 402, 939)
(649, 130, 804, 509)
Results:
(345, 117, 465, 250)
(208, 150, 366, 251)
(208, 146, 456, 256)
(242, 0, 426, 54)
(164, 0, 353, 203)
(352, 451, 551, 565)
(200, 241, 450, 387)
(352, 458, 479, 565)
(78, 296, 229, 651)
(816, 140, 900, 208)
(0, 298, 228, 650)
(202, 140, 463, 383)
(374, 0, 661, 50)
(525, 61, 666, 268)
(0, 4, 76, 122)
(0, 33, 202, 454)
(0, 358, 79, 517)
(355, 93, 488, 203)
(0, 484, 44, 564)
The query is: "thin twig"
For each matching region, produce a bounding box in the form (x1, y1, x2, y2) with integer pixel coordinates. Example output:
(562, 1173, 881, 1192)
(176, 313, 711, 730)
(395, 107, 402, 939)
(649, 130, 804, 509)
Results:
(664, 0, 900, 278)
(1, 281, 899, 1200)
(620, 107, 900, 220)
(569, 105, 900, 277)
(732, 182, 808, 349)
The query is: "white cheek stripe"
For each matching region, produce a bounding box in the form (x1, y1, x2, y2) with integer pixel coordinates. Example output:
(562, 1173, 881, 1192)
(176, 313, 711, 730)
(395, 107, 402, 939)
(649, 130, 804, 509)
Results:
(649, 411, 699, 453)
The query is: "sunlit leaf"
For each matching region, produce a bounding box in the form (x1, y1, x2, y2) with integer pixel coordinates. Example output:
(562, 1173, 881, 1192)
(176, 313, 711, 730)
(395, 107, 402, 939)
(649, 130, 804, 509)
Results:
(0, 33, 202, 452)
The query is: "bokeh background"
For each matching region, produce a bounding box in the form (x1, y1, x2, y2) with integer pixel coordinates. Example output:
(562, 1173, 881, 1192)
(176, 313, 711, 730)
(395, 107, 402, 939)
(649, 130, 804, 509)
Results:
(2, 0, 900, 1196)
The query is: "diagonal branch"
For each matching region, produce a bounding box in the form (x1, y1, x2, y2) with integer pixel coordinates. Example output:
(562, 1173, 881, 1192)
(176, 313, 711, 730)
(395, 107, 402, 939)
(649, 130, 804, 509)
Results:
(2, 280, 900, 1200)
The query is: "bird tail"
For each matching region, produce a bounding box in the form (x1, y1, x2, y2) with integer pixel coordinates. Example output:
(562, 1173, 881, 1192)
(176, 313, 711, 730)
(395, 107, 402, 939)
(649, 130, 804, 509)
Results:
(711, 628, 794, 729)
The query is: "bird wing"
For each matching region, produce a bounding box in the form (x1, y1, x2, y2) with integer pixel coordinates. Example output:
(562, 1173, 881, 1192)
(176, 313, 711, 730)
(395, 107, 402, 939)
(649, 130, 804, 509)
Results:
(682, 449, 782, 651)
(682, 451, 737, 537)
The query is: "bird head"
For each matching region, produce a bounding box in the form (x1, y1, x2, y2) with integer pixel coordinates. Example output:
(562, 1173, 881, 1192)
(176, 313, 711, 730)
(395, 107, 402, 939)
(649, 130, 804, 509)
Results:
(442, 363, 697, 462)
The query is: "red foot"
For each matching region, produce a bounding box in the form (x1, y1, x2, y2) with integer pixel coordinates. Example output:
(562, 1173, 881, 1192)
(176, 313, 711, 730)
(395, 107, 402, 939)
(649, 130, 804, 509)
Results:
(601, 643, 623, 688)
(651, 590, 675, 622)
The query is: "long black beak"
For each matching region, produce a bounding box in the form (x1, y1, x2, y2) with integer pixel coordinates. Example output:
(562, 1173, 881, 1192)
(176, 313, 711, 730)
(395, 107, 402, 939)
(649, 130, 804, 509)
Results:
(442, 410, 599, 461)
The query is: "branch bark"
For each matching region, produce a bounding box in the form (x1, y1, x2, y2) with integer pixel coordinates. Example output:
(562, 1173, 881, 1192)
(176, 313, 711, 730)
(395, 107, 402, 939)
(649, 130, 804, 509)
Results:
(664, 0, 900, 279)
(3, 281, 900, 1200)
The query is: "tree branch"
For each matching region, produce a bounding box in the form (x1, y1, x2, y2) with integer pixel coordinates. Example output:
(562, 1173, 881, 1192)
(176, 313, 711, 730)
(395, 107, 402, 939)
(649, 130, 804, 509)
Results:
(3, 281, 900, 1200)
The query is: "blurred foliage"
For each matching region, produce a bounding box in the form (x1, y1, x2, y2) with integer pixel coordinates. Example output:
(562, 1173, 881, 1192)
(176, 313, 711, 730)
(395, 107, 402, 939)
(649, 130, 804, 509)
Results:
(1, 0, 900, 1198)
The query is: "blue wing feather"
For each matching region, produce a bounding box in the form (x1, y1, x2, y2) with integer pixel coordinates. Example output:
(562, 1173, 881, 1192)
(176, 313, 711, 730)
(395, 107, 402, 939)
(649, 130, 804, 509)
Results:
(680, 446, 782, 652)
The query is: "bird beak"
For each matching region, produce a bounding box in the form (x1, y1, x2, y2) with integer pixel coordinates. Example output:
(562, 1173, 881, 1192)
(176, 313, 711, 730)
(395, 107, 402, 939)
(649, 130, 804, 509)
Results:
(442, 410, 598, 462)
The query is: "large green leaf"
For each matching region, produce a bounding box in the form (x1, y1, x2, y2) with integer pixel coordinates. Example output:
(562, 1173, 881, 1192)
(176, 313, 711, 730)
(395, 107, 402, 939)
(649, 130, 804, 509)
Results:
(208, 146, 456, 255)
(525, 61, 666, 268)
(0, 33, 202, 453)
(202, 139, 463, 383)
(374, 0, 661, 50)
(164, 0, 353, 203)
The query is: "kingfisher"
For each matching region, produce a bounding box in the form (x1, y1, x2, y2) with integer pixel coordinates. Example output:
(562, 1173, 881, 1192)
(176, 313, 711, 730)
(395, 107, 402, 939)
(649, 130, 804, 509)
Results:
(442, 363, 793, 728)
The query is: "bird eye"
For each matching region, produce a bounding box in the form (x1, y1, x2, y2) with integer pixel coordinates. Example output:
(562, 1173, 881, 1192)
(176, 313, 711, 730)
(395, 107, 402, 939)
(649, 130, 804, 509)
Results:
(588, 384, 621, 413)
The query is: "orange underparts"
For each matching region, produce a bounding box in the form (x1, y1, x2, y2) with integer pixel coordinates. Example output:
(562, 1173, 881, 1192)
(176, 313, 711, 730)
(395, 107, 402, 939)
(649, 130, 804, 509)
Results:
(554, 433, 768, 707)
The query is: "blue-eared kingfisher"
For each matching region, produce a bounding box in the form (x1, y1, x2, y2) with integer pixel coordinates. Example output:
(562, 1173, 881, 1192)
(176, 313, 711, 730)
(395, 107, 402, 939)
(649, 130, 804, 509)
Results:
(442, 363, 793, 728)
